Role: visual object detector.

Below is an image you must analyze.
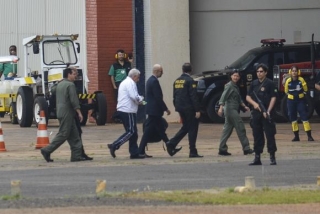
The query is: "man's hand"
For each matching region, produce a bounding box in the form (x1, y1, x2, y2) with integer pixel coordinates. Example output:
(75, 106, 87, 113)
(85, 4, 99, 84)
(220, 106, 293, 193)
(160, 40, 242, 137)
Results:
(195, 111, 201, 119)
(217, 105, 223, 117)
(166, 109, 171, 115)
(76, 109, 83, 122)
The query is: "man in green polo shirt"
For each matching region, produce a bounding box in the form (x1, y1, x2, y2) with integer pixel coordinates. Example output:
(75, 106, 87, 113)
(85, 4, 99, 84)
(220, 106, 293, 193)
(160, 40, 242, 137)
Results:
(0, 45, 18, 79)
(108, 49, 132, 100)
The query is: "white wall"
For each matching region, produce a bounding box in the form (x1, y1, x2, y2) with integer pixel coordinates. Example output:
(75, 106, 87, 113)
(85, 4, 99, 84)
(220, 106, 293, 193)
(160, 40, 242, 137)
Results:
(0, 0, 86, 79)
(144, 0, 190, 122)
(190, 0, 320, 73)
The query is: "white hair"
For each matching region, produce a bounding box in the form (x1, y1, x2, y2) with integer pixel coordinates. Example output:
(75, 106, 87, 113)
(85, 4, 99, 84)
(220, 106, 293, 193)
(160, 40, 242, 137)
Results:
(128, 68, 140, 77)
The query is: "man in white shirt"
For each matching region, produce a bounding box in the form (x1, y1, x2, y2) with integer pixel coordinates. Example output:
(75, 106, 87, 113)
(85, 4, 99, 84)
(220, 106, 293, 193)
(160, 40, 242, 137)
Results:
(108, 68, 145, 159)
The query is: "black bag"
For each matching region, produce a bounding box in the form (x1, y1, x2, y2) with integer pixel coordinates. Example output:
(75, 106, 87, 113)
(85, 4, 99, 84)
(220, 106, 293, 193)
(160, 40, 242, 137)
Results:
(142, 117, 168, 143)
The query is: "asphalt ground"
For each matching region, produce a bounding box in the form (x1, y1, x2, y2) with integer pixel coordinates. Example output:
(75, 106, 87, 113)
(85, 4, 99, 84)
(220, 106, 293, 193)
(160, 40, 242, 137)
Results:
(0, 115, 320, 200)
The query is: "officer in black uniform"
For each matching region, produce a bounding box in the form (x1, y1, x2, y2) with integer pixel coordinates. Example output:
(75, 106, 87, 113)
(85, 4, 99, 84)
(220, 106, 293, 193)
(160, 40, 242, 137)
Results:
(246, 63, 277, 165)
(166, 63, 203, 158)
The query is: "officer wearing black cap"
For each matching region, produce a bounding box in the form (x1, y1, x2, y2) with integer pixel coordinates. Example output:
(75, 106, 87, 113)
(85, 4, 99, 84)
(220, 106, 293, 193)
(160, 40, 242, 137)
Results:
(246, 63, 278, 165)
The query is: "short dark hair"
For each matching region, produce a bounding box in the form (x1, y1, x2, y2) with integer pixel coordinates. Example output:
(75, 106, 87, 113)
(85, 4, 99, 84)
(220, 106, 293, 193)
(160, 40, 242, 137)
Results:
(63, 68, 73, 78)
(9, 45, 16, 51)
(182, 63, 192, 73)
(116, 49, 125, 54)
(256, 63, 268, 72)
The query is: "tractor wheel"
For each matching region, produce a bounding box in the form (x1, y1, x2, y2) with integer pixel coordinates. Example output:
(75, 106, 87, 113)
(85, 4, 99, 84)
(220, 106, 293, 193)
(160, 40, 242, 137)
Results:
(16, 86, 34, 127)
(9, 102, 18, 124)
(33, 96, 49, 127)
(94, 93, 107, 125)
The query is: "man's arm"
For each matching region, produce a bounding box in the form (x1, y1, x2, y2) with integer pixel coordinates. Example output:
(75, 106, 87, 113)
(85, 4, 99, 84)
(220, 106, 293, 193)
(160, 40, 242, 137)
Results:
(108, 65, 117, 89)
(151, 79, 168, 112)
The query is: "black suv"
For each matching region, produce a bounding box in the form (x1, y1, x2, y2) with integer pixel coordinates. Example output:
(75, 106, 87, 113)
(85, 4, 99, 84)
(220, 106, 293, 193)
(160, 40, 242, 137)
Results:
(194, 39, 320, 123)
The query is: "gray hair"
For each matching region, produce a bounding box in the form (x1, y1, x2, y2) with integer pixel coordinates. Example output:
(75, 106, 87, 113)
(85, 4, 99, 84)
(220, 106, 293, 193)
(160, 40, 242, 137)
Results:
(128, 68, 140, 77)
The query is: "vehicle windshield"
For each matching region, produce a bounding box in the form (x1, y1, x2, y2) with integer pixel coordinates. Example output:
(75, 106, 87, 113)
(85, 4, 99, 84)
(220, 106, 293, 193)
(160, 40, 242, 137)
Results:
(228, 50, 259, 70)
(43, 40, 77, 65)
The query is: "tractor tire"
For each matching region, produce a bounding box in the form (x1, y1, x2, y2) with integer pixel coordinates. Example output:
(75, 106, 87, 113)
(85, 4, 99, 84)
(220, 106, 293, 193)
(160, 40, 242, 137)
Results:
(16, 86, 34, 127)
(33, 96, 49, 127)
(9, 102, 18, 124)
(94, 93, 107, 125)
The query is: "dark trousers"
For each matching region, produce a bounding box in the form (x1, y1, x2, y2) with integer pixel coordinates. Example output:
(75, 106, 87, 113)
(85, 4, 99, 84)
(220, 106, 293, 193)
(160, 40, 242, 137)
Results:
(114, 81, 121, 102)
(287, 99, 308, 122)
(112, 111, 139, 156)
(138, 115, 169, 155)
(251, 110, 277, 154)
(170, 110, 199, 154)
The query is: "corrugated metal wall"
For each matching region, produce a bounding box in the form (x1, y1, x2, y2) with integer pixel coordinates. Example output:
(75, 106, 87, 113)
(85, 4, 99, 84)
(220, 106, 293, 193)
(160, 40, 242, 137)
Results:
(0, 0, 86, 79)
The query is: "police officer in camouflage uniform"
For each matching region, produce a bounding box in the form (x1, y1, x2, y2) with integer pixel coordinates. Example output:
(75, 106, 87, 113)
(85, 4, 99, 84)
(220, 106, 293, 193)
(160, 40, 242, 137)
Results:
(40, 67, 85, 162)
(246, 63, 278, 165)
(217, 70, 253, 156)
(166, 63, 203, 158)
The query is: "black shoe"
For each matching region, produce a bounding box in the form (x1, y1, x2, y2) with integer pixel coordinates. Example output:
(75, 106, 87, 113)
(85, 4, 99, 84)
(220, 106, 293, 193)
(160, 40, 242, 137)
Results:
(108, 144, 116, 158)
(82, 155, 93, 161)
(166, 141, 182, 156)
(189, 153, 203, 158)
(130, 154, 145, 159)
(143, 153, 153, 158)
(270, 153, 277, 165)
(71, 157, 88, 162)
(40, 149, 54, 162)
(270, 159, 277, 165)
(218, 151, 231, 156)
(243, 149, 254, 155)
(308, 136, 314, 141)
(249, 156, 262, 165)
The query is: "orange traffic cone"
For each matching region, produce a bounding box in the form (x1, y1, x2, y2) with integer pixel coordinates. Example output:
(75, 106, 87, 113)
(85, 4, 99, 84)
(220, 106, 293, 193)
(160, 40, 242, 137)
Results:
(0, 121, 7, 152)
(35, 110, 49, 149)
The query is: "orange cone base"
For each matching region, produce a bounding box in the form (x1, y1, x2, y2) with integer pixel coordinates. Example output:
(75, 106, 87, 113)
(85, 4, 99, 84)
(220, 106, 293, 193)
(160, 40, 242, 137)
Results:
(0, 142, 7, 152)
(35, 138, 49, 149)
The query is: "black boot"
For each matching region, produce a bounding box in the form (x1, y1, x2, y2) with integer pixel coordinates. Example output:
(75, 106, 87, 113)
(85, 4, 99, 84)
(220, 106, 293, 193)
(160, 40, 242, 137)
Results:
(270, 152, 277, 165)
(249, 153, 262, 165)
(292, 131, 300, 142)
(81, 146, 93, 160)
(306, 131, 314, 141)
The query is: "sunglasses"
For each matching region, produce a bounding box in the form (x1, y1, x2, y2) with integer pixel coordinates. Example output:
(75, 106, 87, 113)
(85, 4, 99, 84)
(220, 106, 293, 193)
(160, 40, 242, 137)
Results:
(256, 70, 265, 73)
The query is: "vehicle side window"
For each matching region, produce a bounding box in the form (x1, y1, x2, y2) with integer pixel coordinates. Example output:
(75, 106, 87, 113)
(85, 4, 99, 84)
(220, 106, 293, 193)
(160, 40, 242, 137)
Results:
(274, 52, 284, 65)
(287, 48, 310, 63)
(255, 54, 269, 66)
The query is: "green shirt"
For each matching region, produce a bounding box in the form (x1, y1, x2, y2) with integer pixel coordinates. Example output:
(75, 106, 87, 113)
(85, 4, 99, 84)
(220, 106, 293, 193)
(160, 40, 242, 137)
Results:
(56, 79, 80, 119)
(219, 81, 243, 111)
(0, 63, 17, 77)
(108, 61, 131, 83)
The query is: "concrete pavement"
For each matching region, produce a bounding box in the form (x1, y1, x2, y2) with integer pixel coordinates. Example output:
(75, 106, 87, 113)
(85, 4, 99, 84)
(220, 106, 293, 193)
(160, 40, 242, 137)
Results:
(0, 115, 320, 199)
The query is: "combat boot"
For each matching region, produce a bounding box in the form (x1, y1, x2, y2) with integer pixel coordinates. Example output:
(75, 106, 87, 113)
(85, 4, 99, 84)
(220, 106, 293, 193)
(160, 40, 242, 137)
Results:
(292, 131, 300, 142)
(270, 152, 277, 165)
(306, 131, 314, 142)
(249, 153, 262, 165)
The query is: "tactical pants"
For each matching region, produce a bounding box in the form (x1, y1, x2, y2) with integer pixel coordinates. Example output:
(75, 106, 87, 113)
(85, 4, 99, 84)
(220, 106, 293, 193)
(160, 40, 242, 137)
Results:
(138, 115, 169, 155)
(251, 110, 277, 154)
(42, 114, 82, 160)
(170, 110, 199, 154)
(219, 108, 250, 152)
